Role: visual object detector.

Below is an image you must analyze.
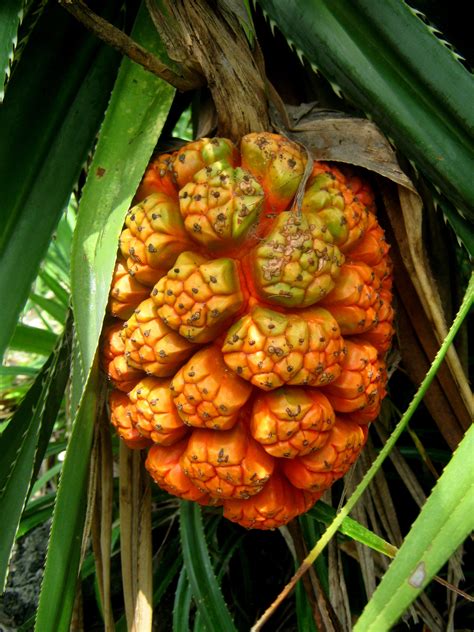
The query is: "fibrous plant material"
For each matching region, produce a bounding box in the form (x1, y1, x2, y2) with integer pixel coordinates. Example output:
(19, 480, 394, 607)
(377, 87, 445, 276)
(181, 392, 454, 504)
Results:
(102, 132, 394, 529)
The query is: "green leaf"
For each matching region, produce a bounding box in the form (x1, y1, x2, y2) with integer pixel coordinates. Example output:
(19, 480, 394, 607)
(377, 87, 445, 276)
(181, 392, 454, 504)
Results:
(30, 461, 62, 496)
(309, 501, 398, 559)
(437, 196, 474, 258)
(154, 540, 183, 604)
(0, 365, 38, 377)
(299, 513, 328, 594)
(256, 0, 474, 222)
(38, 270, 69, 308)
(9, 324, 58, 356)
(0, 0, 23, 100)
(0, 322, 71, 590)
(354, 422, 474, 630)
(17, 494, 56, 539)
(295, 582, 317, 632)
(173, 567, 193, 632)
(71, 2, 175, 381)
(0, 1, 121, 360)
(23, 492, 56, 518)
(17, 506, 54, 540)
(179, 502, 237, 632)
(35, 362, 100, 632)
(29, 293, 67, 324)
(0, 360, 52, 589)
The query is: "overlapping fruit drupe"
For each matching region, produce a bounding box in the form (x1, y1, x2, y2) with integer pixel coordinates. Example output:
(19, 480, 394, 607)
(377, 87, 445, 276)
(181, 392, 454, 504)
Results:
(102, 133, 394, 529)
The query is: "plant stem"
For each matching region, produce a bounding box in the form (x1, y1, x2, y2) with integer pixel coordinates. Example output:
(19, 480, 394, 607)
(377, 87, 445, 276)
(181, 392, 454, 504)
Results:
(58, 0, 202, 91)
(251, 272, 474, 632)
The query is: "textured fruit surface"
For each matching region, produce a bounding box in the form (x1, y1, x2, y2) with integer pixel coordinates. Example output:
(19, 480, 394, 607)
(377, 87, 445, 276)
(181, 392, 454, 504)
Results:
(109, 390, 152, 450)
(246, 212, 344, 308)
(320, 261, 382, 335)
(321, 339, 386, 424)
(180, 422, 274, 500)
(123, 298, 196, 376)
(122, 192, 193, 281)
(222, 306, 345, 390)
(102, 132, 395, 529)
(145, 439, 217, 505)
(107, 256, 150, 320)
(169, 138, 239, 190)
(250, 387, 335, 458)
(170, 346, 252, 430)
(178, 162, 264, 251)
(101, 323, 143, 392)
(360, 288, 395, 356)
(283, 419, 368, 492)
(119, 228, 167, 287)
(151, 251, 246, 343)
(129, 377, 188, 445)
(223, 473, 319, 530)
(241, 133, 307, 220)
(302, 162, 370, 252)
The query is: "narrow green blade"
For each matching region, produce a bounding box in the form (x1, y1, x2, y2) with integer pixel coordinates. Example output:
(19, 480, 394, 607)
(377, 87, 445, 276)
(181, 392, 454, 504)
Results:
(71, 2, 175, 380)
(29, 293, 67, 324)
(34, 363, 100, 632)
(173, 567, 193, 632)
(0, 322, 71, 590)
(256, 0, 474, 222)
(38, 270, 69, 308)
(309, 501, 398, 558)
(0, 0, 24, 100)
(0, 1, 120, 360)
(9, 324, 58, 356)
(354, 423, 474, 630)
(179, 502, 237, 632)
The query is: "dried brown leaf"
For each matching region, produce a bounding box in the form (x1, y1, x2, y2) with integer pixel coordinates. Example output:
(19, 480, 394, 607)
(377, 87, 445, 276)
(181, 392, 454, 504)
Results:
(274, 103, 415, 189)
(375, 418, 428, 510)
(119, 443, 153, 632)
(149, 0, 269, 139)
(99, 416, 114, 630)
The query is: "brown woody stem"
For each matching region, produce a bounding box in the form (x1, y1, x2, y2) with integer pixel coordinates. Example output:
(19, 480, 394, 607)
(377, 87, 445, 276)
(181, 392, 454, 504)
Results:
(58, 0, 203, 91)
(148, 0, 270, 140)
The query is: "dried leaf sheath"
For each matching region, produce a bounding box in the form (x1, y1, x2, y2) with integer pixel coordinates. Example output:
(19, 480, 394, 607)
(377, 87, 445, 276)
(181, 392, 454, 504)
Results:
(119, 444, 153, 631)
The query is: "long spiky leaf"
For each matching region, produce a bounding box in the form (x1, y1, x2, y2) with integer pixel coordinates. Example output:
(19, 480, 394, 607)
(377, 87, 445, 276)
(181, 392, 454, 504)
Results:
(256, 0, 474, 222)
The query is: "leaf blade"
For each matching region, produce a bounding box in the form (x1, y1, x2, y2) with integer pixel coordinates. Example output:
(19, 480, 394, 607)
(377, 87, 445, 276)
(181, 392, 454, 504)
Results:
(309, 501, 398, 559)
(9, 324, 58, 356)
(34, 363, 100, 632)
(71, 2, 175, 380)
(0, 1, 121, 360)
(256, 0, 474, 221)
(0, 321, 72, 590)
(0, 0, 24, 100)
(179, 501, 237, 632)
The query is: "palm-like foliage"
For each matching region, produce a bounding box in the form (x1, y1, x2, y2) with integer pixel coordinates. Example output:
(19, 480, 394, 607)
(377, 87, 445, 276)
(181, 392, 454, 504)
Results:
(1, 1, 472, 630)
